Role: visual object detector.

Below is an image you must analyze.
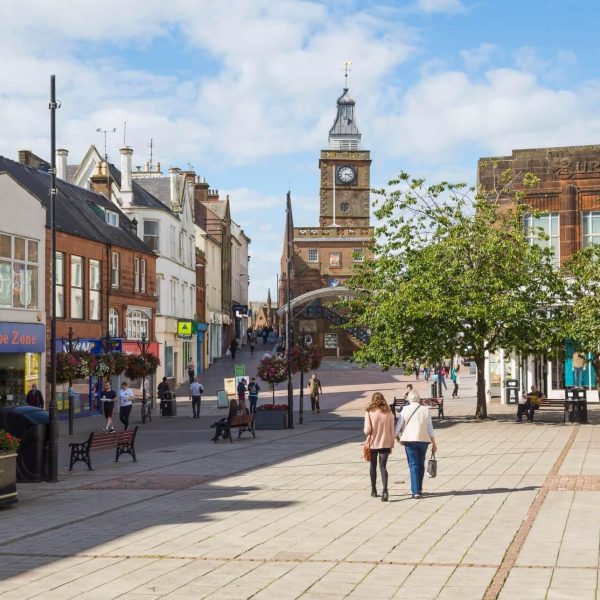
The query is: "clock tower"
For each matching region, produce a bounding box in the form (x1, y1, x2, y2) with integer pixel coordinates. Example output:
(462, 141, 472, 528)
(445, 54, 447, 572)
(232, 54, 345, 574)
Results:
(319, 87, 371, 227)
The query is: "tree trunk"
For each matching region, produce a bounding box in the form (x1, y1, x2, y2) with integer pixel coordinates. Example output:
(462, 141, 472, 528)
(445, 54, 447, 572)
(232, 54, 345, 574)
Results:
(475, 355, 487, 419)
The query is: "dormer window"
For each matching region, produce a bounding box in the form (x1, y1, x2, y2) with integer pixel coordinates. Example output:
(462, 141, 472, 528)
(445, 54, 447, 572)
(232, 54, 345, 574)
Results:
(105, 209, 119, 226)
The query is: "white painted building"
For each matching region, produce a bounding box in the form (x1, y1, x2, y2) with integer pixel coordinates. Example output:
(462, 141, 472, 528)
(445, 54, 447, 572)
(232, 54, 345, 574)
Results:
(0, 171, 47, 403)
(69, 146, 198, 386)
(231, 219, 250, 344)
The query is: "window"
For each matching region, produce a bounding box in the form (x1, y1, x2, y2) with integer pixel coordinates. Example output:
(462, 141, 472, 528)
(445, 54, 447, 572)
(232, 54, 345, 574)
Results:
(109, 307, 119, 338)
(134, 258, 140, 293)
(353, 248, 364, 263)
(70, 256, 84, 319)
(308, 249, 319, 262)
(126, 309, 149, 340)
(89, 259, 101, 320)
(583, 212, 600, 247)
(111, 252, 119, 288)
(0, 233, 39, 309)
(525, 213, 560, 265)
(178, 230, 184, 262)
(55, 252, 64, 318)
(329, 252, 342, 268)
(105, 210, 119, 226)
(156, 276, 162, 313)
(165, 346, 174, 378)
(170, 279, 177, 315)
(143, 220, 159, 252)
(339, 202, 350, 213)
(170, 226, 177, 259)
(140, 259, 146, 293)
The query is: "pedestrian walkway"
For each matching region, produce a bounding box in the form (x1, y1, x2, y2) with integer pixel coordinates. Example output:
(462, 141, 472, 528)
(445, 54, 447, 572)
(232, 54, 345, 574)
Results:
(1, 361, 599, 599)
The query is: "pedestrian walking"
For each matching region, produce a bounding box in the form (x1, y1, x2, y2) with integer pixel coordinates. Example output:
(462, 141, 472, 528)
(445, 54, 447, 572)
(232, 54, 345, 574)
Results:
(237, 377, 247, 403)
(364, 392, 395, 502)
(247, 377, 260, 413)
(395, 390, 437, 499)
(414, 363, 420, 380)
(249, 335, 256, 355)
(308, 372, 323, 413)
(187, 359, 196, 384)
(118, 381, 134, 430)
(100, 382, 116, 432)
(190, 377, 204, 418)
(229, 338, 238, 360)
(423, 363, 430, 382)
(262, 329, 268, 345)
(25, 383, 44, 408)
(451, 367, 460, 398)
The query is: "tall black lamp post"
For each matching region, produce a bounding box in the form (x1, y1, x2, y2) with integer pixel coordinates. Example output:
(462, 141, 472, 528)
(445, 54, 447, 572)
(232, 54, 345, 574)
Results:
(137, 332, 149, 408)
(285, 192, 294, 429)
(62, 326, 79, 435)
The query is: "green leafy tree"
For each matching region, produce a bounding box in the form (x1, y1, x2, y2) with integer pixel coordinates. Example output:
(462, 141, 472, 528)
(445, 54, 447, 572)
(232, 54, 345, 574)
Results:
(562, 244, 600, 391)
(343, 172, 565, 418)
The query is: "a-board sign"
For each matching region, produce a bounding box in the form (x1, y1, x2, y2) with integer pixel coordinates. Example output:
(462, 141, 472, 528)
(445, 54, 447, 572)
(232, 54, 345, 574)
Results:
(216, 390, 229, 408)
(234, 363, 246, 377)
(224, 377, 236, 395)
(324, 333, 338, 348)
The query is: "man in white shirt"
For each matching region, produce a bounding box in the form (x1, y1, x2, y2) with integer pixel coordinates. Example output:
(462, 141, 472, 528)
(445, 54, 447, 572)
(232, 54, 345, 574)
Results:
(118, 381, 134, 430)
(190, 378, 204, 419)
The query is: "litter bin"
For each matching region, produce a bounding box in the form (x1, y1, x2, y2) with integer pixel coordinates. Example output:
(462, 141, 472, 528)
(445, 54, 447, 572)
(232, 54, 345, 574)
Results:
(505, 379, 519, 404)
(0, 405, 49, 482)
(160, 392, 177, 417)
(564, 388, 577, 422)
(575, 387, 588, 424)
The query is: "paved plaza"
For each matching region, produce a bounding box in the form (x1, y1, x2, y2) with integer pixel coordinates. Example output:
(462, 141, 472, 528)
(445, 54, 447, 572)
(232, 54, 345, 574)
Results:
(1, 350, 600, 599)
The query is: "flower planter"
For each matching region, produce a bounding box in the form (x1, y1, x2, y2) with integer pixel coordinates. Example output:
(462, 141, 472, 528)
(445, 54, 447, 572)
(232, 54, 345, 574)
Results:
(0, 453, 18, 508)
(255, 410, 288, 430)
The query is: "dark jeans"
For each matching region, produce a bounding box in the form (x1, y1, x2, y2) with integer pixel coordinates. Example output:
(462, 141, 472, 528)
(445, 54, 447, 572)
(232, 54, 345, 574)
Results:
(404, 441, 429, 495)
(192, 396, 201, 418)
(370, 448, 390, 492)
(213, 418, 230, 439)
(231, 349, 236, 359)
(452, 382, 458, 397)
(188, 370, 195, 384)
(249, 396, 258, 413)
(119, 404, 132, 430)
(517, 402, 534, 422)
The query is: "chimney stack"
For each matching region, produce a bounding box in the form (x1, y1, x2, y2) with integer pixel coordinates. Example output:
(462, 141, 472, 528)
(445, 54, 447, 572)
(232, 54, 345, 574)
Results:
(120, 147, 134, 207)
(56, 149, 68, 180)
(169, 167, 181, 206)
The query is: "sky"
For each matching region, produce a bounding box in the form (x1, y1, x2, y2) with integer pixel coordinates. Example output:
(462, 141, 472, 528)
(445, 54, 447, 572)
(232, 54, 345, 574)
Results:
(1, 0, 600, 302)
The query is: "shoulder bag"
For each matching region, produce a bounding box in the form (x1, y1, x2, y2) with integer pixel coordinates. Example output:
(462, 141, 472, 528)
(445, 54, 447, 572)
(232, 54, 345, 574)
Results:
(399, 404, 422, 445)
(427, 451, 437, 478)
(363, 412, 373, 462)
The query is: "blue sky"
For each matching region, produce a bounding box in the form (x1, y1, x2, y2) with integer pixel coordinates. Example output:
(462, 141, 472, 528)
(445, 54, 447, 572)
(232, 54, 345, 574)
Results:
(1, 0, 600, 300)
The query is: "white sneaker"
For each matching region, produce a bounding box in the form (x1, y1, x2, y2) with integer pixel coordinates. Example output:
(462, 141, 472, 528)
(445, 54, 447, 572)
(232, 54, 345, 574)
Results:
(102, 426, 108, 432)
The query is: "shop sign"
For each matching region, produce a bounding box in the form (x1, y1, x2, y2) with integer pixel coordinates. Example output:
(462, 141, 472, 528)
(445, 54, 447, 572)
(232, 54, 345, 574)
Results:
(0, 323, 45, 353)
(233, 304, 248, 315)
(55, 338, 103, 354)
(324, 333, 338, 348)
(234, 364, 246, 377)
(177, 320, 193, 337)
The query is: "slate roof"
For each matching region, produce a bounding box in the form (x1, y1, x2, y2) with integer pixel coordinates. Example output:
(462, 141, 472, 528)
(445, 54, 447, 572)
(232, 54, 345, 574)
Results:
(134, 177, 171, 205)
(66, 164, 78, 182)
(108, 164, 174, 213)
(0, 155, 153, 254)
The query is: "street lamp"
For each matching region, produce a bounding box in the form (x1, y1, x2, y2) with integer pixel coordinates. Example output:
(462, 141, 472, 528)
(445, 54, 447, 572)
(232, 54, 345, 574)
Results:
(137, 331, 150, 410)
(62, 326, 79, 436)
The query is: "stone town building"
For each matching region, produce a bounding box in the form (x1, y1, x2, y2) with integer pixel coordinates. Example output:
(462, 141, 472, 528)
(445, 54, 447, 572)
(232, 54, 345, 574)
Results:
(6, 154, 157, 414)
(279, 86, 373, 355)
(478, 144, 600, 402)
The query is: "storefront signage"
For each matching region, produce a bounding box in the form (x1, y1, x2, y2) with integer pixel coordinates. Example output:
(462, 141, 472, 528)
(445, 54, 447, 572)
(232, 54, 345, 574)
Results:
(0, 323, 45, 353)
(233, 304, 248, 315)
(177, 320, 193, 336)
(234, 364, 246, 377)
(55, 338, 104, 354)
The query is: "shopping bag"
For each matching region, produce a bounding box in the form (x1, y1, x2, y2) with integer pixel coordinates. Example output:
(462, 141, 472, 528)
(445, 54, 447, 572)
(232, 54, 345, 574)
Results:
(427, 452, 437, 478)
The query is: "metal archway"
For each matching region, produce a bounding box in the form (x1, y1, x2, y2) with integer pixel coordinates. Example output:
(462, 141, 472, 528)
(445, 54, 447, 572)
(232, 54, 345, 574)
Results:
(276, 286, 356, 316)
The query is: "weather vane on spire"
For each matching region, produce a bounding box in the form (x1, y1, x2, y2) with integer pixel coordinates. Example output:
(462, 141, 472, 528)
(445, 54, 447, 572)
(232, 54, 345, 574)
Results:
(344, 60, 352, 88)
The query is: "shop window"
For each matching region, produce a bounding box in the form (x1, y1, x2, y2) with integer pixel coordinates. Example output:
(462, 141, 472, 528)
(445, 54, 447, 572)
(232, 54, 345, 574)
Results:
(70, 256, 84, 319)
(583, 211, 600, 247)
(0, 233, 39, 309)
(143, 220, 159, 252)
(524, 213, 559, 266)
(109, 307, 119, 338)
(55, 252, 64, 318)
(111, 251, 120, 288)
(126, 309, 149, 340)
(89, 259, 101, 320)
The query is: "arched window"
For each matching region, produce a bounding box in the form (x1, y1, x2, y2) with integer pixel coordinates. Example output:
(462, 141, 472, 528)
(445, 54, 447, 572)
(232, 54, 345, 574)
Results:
(109, 308, 119, 338)
(126, 310, 149, 340)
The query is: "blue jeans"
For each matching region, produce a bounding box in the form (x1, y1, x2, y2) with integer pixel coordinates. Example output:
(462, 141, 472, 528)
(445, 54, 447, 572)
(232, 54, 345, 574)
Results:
(574, 367, 584, 387)
(404, 442, 429, 495)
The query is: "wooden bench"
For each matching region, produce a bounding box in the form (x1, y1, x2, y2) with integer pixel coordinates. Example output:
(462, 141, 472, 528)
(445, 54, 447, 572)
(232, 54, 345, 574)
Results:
(69, 426, 138, 471)
(215, 414, 256, 443)
(535, 399, 570, 423)
(392, 397, 444, 419)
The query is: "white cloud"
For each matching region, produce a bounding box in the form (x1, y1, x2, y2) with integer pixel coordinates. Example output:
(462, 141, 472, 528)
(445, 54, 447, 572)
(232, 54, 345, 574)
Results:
(460, 43, 498, 70)
(417, 0, 465, 14)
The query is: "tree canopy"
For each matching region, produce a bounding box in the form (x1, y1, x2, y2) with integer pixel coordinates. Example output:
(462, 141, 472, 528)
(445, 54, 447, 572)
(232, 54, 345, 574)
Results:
(343, 172, 565, 418)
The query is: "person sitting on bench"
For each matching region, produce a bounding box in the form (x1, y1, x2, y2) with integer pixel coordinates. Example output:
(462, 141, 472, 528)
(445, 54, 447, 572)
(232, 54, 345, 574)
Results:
(211, 398, 238, 441)
(517, 385, 545, 422)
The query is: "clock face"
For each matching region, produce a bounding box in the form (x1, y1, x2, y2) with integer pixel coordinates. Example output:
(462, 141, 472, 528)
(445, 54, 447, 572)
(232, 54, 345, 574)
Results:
(337, 165, 355, 184)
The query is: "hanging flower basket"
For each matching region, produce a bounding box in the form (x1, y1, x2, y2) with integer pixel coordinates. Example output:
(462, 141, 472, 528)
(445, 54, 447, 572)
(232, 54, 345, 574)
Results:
(111, 352, 128, 376)
(51, 351, 94, 383)
(124, 353, 161, 380)
(257, 356, 289, 403)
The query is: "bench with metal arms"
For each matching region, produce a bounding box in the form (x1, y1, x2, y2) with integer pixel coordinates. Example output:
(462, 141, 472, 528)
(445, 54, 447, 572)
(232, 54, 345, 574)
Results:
(392, 397, 444, 419)
(213, 414, 256, 443)
(69, 426, 138, 470)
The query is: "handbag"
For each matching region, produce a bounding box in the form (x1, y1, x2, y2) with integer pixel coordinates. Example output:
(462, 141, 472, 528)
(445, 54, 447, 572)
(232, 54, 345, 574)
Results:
(363, 413, 372, 462)
(427, 451, 437, 478)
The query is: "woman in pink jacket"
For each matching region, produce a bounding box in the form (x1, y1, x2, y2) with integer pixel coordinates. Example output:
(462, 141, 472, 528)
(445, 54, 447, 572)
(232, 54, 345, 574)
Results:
(364, 392, 395, 502)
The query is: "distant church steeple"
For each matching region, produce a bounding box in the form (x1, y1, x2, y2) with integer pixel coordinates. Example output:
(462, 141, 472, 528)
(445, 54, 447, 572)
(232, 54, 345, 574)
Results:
(329, 61, 361, 150)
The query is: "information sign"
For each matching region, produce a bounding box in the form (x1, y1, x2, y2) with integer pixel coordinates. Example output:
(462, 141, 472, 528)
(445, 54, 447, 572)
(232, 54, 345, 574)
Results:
(216, 390, 229, 408)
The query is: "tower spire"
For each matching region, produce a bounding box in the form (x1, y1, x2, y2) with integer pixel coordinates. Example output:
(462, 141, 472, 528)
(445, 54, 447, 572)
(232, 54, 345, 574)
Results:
(344, 60, 352, 89)
(328, 65, 361, 151)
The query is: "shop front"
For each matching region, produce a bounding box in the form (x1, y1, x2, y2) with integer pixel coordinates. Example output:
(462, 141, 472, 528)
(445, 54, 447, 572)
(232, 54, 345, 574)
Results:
(122, 340, 160, 398)
(0, 322, 45, 406)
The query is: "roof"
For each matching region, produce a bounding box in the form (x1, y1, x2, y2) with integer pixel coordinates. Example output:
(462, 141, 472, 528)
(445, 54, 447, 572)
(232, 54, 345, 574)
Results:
(134, 177, 171, 205)
(329, 87, 361, 137)
(66, 165, 78, 182)
(108, 164, 173, 213)
(0, 155, 153, 254)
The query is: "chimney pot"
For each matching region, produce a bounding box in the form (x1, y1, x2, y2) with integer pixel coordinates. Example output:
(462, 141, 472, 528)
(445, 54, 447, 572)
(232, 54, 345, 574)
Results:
(119, 147, 134, 207)
(56, 148, 68, 180)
